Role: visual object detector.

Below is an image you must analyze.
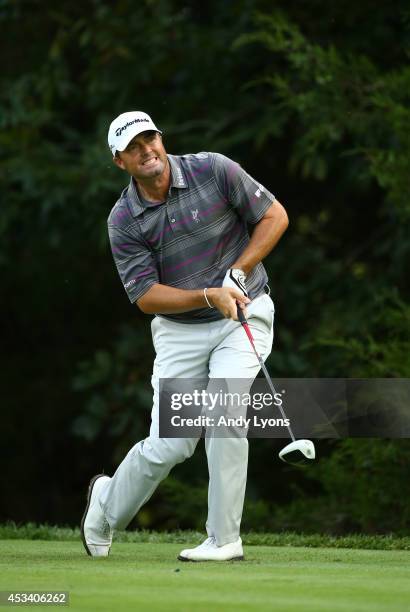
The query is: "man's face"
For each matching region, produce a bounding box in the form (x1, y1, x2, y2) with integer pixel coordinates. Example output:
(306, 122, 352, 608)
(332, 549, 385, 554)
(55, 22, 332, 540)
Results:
(114, 131, 167, 179)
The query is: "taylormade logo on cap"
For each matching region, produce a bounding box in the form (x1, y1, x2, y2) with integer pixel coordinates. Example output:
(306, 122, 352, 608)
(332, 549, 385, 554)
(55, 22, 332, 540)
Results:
(108, 111, 162, 155)
(115, 118, 150, 137)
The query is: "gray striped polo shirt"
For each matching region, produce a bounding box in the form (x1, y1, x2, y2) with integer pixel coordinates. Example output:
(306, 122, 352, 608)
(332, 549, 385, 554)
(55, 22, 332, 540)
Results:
(107, 152, 275, 323)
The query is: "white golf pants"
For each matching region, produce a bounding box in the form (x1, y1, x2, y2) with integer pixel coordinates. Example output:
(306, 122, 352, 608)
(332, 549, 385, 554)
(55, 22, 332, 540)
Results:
(99, 293, 275, 545)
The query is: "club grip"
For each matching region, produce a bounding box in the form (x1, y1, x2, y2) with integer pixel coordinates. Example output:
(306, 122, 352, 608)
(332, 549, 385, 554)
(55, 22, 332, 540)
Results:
(236, 303, 247, 324)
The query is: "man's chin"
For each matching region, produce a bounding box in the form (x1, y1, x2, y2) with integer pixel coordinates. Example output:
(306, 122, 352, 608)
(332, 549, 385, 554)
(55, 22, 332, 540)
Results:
(139, 162, 164, 179)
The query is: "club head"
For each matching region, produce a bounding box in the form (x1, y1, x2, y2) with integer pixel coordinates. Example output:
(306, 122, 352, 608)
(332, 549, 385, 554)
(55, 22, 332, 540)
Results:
(279, 439, 316, 465)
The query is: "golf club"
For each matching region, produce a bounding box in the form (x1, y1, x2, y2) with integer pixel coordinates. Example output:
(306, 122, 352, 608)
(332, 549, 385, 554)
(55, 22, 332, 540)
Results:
(236, 303, 315, 465)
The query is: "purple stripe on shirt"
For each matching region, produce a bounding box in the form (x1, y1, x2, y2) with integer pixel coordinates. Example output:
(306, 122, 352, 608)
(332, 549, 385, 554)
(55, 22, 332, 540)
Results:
(132, 267, 157, 280)
(147, 197, 227, 245)
(164, 224, 239, 274)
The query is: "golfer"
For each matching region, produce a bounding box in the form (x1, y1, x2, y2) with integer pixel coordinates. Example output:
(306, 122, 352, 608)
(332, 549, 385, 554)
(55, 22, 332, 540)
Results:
(81, 111, 288, 561)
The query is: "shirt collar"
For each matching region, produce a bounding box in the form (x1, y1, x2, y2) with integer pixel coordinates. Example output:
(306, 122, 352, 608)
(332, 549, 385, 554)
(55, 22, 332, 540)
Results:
(168, 154, 188, 189)
(127, 154, 187, 217)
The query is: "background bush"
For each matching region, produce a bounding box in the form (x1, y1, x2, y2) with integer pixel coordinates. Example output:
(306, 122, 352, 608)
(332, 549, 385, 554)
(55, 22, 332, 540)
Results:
(1, 0, 409, 534)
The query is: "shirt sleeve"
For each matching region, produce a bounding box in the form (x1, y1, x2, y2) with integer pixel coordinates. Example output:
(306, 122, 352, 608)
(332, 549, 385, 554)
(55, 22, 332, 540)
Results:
(108, 223, 159, 303)
(211, 153, 275, 224)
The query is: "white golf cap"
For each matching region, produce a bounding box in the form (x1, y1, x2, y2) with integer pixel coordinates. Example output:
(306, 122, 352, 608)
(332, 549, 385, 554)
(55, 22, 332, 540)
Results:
(108, 111, 161, 156)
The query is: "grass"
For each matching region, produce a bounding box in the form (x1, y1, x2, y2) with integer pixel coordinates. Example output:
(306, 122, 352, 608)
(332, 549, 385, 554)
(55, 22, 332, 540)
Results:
(1, 522, 410, 550)
(0, 538, 410, 611)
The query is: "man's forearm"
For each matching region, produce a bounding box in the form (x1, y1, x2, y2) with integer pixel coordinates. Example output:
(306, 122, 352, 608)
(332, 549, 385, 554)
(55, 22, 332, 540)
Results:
(137, 284, 249, 319)
(232, 200, 289, 275)
(137, 284, 208, 314)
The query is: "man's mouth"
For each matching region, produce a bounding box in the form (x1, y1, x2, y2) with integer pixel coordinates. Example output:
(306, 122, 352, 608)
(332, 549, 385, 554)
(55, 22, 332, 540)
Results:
(142, 156, 158, 167)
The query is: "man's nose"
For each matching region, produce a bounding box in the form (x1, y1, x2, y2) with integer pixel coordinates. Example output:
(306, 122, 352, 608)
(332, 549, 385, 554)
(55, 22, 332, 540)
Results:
(140, 142, 152, 154)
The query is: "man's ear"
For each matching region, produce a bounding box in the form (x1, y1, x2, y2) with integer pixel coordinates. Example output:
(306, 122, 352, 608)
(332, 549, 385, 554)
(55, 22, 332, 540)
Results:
(113, 154, 125, 170)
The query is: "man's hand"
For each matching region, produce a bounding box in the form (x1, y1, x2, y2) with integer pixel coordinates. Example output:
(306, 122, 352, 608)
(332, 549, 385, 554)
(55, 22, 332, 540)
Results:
(207, 287, 250, 320)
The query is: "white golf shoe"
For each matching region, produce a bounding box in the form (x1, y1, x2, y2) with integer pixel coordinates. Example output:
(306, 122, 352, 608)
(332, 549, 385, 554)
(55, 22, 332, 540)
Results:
(81, 474, 112, 557)
(178, 536, 244, 562)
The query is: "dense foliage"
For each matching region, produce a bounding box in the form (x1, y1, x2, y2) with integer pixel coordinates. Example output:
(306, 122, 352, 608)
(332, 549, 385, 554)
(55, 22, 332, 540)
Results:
(1, 0, 409, 533)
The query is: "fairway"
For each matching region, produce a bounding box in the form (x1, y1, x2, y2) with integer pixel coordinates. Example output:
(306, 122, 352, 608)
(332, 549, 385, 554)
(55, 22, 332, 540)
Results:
(0, 541, 409, 611)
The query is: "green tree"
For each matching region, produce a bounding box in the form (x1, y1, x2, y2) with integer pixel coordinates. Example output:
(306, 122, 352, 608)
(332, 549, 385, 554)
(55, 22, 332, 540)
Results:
(1, 0, 409, 532)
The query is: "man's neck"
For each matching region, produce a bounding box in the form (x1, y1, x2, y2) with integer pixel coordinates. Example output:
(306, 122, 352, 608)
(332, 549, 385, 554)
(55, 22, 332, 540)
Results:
(134, 160, 171, 203)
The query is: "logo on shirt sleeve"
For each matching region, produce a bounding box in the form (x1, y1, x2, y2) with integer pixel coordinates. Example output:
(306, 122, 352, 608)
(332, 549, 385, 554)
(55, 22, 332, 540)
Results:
(124, 279, 137, 289)
(191, 209, 200, 223)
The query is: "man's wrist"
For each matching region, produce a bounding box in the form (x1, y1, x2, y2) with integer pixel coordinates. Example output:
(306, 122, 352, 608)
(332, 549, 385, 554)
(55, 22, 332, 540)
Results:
(206, 288, 218, 306)
(203, 287, 215, 309)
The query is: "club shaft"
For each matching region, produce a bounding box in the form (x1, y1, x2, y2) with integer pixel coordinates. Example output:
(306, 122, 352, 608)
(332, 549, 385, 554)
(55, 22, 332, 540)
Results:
(237, 305, 295, 442)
